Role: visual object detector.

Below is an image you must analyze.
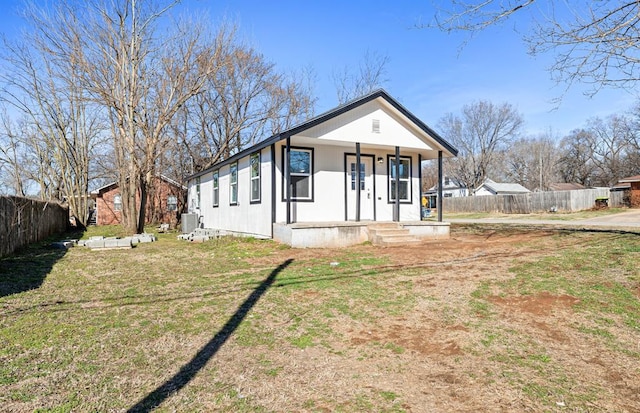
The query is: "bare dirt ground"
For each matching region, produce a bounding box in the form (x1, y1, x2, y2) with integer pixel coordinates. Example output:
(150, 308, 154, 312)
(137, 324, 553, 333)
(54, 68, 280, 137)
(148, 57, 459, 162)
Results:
(3, 226, 638, 412)
(220, 226, 640, 412)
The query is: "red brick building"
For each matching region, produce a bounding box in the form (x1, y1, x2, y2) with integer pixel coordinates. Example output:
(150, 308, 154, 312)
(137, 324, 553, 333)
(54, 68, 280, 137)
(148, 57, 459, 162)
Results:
(618, 175, 640, 207)
(92, 175, 186, 227)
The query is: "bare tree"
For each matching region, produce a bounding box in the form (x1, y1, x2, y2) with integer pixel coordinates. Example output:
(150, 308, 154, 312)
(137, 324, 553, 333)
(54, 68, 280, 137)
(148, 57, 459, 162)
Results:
(502, 134, 561, 190)
(557, 129, 597, 186)
(586, 115, 634, 186)
(0, 12, 103, 225)
(438, 100, 523, 194)
(432, 1, 640, 94)
(333, 50, 390, 104)
(173, 29, 317, 172)
(47, 0, 221, 234)
(421, 160, 440, 192)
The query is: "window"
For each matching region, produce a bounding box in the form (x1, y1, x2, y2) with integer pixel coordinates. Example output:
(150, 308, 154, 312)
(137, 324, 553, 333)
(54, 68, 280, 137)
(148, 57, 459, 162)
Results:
(113, 194, 122, 211)
(351, 162, 365, 190)
(195, 177, 201, 209)
(250, 152, 260, 203)
(283, 147, 313, 201)
(229, 162, 238, 205)
(212, 170, 219, 207)
(388, 156, 411, 203)
(167, 195, 177, 211)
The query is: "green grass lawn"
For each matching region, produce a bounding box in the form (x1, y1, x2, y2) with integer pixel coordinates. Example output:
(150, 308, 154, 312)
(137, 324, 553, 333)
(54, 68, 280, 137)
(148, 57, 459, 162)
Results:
(439, 207, 629, 220)
(1, 226, 638, 412)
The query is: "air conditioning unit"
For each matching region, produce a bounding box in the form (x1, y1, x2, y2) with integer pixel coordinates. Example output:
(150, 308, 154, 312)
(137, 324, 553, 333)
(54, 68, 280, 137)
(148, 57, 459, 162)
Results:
(181, 213, 199, 234)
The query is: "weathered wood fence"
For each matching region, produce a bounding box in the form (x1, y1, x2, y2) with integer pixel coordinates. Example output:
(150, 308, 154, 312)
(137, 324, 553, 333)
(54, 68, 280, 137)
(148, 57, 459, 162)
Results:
(443, 189, 624, 214)
(0, 196, 69, 258)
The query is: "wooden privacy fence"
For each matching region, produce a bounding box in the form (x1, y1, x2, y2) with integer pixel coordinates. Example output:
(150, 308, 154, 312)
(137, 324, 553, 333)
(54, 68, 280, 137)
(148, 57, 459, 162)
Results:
(0, 196, 69, 258)
(443, 188, 623, 214)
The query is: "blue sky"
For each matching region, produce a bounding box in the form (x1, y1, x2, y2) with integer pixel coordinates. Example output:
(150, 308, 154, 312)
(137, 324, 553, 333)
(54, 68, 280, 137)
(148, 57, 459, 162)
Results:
(2, 0, 637, 138)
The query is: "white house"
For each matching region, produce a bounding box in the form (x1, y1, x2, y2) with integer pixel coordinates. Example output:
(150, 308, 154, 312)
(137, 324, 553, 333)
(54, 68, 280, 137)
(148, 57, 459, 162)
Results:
(186, 90, 458, 247)
(475, 179, 530, 196)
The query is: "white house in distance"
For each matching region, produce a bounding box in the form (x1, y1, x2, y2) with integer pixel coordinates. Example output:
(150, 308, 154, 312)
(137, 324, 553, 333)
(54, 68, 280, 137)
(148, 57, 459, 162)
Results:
(475, 179, 530, 196)
(186, 90, 458, 247)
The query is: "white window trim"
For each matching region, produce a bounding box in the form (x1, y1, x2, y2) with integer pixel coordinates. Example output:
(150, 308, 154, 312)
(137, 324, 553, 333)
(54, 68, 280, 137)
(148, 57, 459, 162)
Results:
(167, 195, 177, 211)
(113, 194, 122, 211)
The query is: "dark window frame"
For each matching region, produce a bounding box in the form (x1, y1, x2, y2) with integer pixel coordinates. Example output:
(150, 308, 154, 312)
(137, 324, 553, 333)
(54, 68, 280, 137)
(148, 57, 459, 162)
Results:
(229, 162, 238, 206)
(386, 155, 413, 204)
(212, 170, 219, 207)
(281, 146, 314, 202)
(250, 152, 261, 204)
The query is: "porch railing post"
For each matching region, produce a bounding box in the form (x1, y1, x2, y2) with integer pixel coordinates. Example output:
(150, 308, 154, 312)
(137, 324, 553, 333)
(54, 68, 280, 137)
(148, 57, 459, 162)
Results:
(356, 142, 361, 222)
(437, 150, 443, 222)
(394, 146, 400, 222)
(286, 136, 291, 224)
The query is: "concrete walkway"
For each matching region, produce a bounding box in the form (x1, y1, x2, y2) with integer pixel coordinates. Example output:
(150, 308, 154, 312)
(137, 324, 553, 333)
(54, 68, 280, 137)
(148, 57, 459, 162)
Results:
(447, 209, 640, 232)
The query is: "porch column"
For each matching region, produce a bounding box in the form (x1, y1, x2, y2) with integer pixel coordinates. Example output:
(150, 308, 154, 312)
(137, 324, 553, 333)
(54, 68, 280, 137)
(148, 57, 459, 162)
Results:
(355, 142, 361, 222)
(286, 136, 291, 224)
(394, 146, 400, 222)
(418, 153, 423, 220)
(437, 150, 443, 222)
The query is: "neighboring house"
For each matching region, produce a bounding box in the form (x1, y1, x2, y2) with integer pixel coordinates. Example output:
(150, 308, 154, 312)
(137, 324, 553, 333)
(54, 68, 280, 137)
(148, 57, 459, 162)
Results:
(615, 175, 640, 207)
(423, 176, 469, 208)
(547, 183, 586, 191)
(475, 179, 531, 196)
(186, 89, 458, 247)
(92, 175, 186, 226)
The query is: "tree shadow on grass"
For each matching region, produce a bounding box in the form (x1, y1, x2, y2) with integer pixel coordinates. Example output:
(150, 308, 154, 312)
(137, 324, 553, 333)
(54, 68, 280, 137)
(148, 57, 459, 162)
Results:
(127, 258, 294, 413)
(0, 230, 83, 298)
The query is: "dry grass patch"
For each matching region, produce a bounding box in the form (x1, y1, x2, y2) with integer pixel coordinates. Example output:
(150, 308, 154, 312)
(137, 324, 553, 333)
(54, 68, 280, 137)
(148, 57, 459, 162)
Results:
(0, 225, 638, 412)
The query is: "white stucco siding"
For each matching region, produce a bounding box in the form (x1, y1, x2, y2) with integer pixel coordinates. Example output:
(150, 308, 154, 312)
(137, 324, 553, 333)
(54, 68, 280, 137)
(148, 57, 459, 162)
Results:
(274, 144, 346, 223)
(301, 101, 434, 151)
(274, 142, 422, 223)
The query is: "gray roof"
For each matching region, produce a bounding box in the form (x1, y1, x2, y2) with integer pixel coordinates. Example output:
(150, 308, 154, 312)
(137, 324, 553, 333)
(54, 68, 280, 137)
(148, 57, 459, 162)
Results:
(479, 179, 530, 194)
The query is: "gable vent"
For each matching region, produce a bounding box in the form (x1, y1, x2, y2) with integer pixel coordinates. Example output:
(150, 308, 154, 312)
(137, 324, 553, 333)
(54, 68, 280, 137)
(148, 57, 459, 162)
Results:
(372, 119, 380, 133)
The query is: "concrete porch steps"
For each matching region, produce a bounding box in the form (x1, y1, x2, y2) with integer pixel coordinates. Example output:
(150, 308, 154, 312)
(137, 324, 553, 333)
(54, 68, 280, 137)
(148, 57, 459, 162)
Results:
(367, 223, 422, 246)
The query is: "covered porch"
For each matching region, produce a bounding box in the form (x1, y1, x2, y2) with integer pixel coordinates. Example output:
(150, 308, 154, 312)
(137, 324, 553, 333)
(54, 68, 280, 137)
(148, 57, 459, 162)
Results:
(273, 220, 450, 248)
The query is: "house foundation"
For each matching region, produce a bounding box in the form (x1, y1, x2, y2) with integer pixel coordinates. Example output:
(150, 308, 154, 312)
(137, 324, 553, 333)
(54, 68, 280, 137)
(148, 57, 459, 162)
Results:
(273, 221, 450, 248)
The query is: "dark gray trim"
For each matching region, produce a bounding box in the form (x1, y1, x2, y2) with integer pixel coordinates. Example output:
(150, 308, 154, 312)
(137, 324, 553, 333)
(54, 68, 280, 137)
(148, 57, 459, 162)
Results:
(212, 169, 219, 208)
(281, 145, 315, 204)
(270, 144, 276, 236)
(394, 147, 400, 222)
(285, 138, 291, 224)
(343, 155, 348, 221)
(438, 151, 443, 222)
(356, 143, 361, 222)
(344, 152, 376, 221)
(418, 153, 422, 219)
(387, 154, 413, 205)
(186, 89, 458, 181)
(229, 162, 238, 206)
(249, 151, 261, 204)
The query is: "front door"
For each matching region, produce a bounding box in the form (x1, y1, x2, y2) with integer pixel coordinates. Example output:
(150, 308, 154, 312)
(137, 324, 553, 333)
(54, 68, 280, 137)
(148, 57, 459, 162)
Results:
(346, 155, 374, 220)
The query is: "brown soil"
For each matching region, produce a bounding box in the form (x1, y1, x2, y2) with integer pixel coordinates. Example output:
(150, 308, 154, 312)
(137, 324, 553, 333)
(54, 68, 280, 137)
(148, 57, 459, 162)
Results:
(213, 227, 640, 412)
